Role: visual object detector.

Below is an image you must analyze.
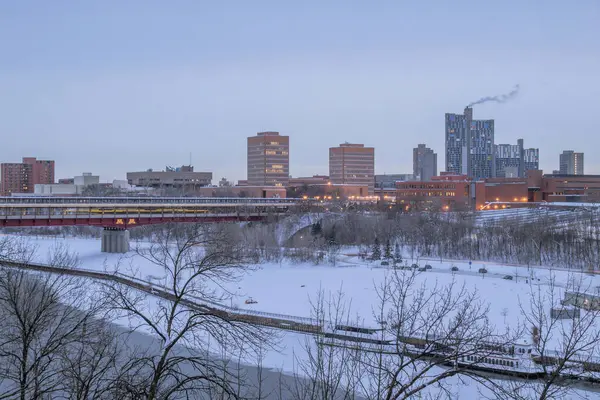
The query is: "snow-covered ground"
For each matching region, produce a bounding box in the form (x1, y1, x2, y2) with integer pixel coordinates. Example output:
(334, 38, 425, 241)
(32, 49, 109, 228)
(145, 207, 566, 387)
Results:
(9, 235, 600, 398)
(21, 235, 600, 340)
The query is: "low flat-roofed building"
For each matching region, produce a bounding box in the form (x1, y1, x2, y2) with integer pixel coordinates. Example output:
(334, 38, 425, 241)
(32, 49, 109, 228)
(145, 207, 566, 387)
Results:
(34, 184, 85, 196)
(127, 165, 212, 189)
(540, 174, 600, 203)
(396, 174, 471, 211)
(198, 185, 286, 198)
(288, 175, 330, 187)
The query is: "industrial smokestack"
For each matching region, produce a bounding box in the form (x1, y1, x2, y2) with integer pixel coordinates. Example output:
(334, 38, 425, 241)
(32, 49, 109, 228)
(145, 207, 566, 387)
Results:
(467, 84, 520, 107)
(464, 106, 473, 121)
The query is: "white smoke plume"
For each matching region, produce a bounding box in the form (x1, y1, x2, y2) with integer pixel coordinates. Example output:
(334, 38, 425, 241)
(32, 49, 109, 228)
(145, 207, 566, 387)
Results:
(467, 84, 520, 107)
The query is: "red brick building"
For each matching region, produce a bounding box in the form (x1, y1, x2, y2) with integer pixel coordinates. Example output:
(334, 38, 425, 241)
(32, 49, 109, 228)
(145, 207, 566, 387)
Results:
(247, 132, 290, 187)
(475, 177, 529, 209)
(1, 157, 55, 196)
(329, 143, 375, 195)
(396, 174, 471, 211)
(393, 170, 600, 211)
(529, 173, 600, 203)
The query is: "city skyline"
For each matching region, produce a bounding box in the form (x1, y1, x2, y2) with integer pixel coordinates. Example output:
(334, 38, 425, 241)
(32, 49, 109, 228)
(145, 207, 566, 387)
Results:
(1, 1, 598, 182)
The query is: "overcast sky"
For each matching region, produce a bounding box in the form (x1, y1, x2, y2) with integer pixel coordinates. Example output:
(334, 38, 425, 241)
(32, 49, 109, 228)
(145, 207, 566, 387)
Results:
(1, 1, 599, 183)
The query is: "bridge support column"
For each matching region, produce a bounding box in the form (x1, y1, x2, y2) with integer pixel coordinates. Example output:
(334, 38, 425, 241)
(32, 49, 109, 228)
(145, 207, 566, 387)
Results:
(101, 228, 130, 253)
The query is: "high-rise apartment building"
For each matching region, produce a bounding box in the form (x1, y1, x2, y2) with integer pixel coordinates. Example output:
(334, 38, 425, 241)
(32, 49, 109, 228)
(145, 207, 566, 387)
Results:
(495, 141, 522, 178)
(494, 139, 539, 178)
(247, 131, 289, 186)
(413, 144, 437, 181)
(445, 109, 470, 175)
(468, 118, 495, 179)
(445, 107, 495, 179)
(523, 148, 540, 174)
(559, 150, 584, 175)
(1, 157, 55, 196)
(329, 143, 375, 194)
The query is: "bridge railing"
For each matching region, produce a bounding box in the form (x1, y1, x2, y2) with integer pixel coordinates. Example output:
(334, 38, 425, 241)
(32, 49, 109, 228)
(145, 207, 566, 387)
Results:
(0, 196, 301, 206)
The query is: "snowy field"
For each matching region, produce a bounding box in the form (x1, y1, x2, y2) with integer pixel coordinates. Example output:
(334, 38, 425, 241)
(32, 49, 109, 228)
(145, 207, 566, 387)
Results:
(9, 235, 600, 398)
(21, 235, 600, 345)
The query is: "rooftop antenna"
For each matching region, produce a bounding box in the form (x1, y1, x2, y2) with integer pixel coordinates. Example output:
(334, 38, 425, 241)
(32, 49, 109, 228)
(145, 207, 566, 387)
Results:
(189, 152, 192, 166)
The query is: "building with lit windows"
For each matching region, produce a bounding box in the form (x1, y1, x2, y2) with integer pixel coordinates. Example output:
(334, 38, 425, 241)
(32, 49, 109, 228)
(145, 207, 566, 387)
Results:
(247, 131, 290, 186)
(559, 150, 584, 175)
(1, 157, 55, 196)
(396, 174, 471, 211)
(329, 143, 375, 194)
(445, 107, 495, 179)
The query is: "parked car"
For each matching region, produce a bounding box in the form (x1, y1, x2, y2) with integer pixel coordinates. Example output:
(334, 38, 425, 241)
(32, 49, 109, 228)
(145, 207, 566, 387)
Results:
(478, 268, 488, 274)
(503, 275, 513, 280)
(418, 267, 427, 272)
(381, 261, 390, 266)
(425, 264, 433, 270)
(451, 266, 459, 272)
(411, 264, 419, 269)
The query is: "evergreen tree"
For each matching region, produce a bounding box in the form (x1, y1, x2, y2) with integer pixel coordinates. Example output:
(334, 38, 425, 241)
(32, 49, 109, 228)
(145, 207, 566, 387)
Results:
(311, 221, 322, 237)
(384, 239, 393, 259)
(326, 224, 337, 246)
(394, 242, 402, 262)
(372, 238, 381, 260)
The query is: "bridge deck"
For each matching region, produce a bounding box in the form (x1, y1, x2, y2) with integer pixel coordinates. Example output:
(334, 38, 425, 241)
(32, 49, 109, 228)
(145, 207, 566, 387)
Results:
(0, 197, 301, 227)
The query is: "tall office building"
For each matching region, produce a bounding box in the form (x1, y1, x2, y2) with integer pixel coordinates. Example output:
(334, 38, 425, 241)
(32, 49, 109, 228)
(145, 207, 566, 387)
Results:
(413, 144, 437, 181)
(559, 150, 584, 175)
(445, 107, 495, 179)
(1, 157, 55, 196)
(247, 131, 290, 186)
(329, 143, 375, 194)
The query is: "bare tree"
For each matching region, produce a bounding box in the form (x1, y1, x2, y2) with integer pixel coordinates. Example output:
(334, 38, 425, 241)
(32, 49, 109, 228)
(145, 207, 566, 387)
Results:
(102, 223, 271, 399)
(493, 275, 600, 400)
(57, 319, 122, 400)
(353, 269, 518, 400)
(0, 243, 107, 400)
(288, 286, 360, 400)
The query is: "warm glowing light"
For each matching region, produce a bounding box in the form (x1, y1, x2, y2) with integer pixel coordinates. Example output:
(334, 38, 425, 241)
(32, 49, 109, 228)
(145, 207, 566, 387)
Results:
(302, 195, 308, 200)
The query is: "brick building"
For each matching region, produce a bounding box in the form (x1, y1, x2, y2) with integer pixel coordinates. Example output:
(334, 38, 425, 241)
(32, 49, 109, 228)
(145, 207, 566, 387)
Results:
(396, 174, 472, 211)
(329, 143, 375, 194)
(1, 157, 55, 196)
(530, 173, 600, 203)
(247, 132, 290, 187)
